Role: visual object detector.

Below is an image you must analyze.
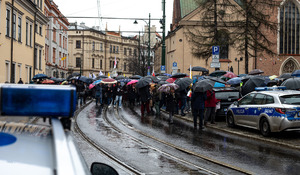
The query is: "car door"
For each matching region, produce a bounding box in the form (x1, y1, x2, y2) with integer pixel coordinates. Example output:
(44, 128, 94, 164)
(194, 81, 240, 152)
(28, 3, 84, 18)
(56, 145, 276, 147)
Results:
(247, 93, 266, 127)
(234, 93, 256, 125)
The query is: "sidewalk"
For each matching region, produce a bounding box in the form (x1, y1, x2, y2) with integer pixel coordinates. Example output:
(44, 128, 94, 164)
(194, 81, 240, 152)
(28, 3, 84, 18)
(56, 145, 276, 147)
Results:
(173, 111, 300, 150)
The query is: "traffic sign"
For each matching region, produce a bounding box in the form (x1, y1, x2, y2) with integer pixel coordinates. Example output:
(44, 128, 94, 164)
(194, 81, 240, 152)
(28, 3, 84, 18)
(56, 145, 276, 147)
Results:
(172, 62, 177, 67)
(161, 65, 166, 71)
(210, 62, 220, 68)
(212, 46, 220, 55)
(212, 55, 219, 62)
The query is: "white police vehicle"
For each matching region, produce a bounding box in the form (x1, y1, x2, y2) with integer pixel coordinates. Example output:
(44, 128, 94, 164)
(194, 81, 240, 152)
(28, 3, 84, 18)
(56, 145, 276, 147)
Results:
(226, 86, 300, 136)
(0, 84, 118, 175)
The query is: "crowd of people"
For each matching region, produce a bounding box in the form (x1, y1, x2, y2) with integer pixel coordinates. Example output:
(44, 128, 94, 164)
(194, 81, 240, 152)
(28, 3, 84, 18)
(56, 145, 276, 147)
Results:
(69, 78, 218, 131)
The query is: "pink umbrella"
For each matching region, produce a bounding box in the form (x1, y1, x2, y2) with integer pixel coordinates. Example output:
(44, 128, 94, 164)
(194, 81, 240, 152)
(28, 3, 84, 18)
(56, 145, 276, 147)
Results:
(166, 77, 177, 83)
(89, 84, 95, 89)
(223, 72, 237, 79)
(127, 80, 138, 85)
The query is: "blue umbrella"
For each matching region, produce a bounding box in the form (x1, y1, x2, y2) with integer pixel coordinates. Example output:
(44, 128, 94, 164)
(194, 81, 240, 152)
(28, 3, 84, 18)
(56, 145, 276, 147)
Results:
(227, 77, 242, 85)
(93, 80, 102, 85)
(33, 74, 48, 80)
(119, 78, 131, 83)
(291, 70, 300, 77)
(214, 82, 225, 87)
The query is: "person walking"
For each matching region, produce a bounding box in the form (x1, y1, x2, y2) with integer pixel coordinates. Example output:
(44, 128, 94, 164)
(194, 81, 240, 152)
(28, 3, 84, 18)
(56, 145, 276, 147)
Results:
(138, 85, 151, 117)
(95, 83, 103, 106)
(204, 88, 218, 125)
(191, 91, 207, 130)
(106, 85, 113, 107)
(166, 87, 177, 123)
(128, 84, 137, 107)
(179, 88, 188, 116)
(113, 82, 123, 108)
(152, 85, 161, 116)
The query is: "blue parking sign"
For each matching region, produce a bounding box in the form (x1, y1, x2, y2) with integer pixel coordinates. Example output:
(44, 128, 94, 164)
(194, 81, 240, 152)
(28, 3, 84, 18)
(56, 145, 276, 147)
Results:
(161, 65, 166, 71)
(212, 46, 220, 55)
(173, 62, 177, 67)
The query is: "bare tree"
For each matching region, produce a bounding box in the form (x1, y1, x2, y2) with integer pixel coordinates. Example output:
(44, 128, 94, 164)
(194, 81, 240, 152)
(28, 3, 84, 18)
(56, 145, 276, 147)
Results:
(232, 0, 279, 73)
(126, 45, 149, 76)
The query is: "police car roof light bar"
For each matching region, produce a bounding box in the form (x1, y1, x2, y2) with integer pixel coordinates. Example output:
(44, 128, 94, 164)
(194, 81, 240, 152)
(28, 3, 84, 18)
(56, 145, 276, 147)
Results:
(255, 86, 287, 91)
(0, 84, 76, 117)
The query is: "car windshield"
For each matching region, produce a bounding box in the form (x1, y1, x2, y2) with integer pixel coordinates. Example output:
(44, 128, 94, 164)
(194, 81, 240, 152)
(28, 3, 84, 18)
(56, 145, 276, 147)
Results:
(280, 94, 300, 105)
(215, 91, 240, 100)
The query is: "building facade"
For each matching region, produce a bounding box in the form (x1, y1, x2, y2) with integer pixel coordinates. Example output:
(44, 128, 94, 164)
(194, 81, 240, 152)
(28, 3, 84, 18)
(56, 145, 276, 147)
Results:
(44, 0, 69, 79)
(67, 22, 139, 77)
(0, 0, 48, 83)
(165, 0, 300, 76)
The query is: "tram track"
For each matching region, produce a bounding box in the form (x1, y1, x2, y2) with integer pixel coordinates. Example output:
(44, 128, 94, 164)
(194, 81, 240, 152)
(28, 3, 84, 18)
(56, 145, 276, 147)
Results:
(117, 106, 255, 175)
(73, 103, 143, 175)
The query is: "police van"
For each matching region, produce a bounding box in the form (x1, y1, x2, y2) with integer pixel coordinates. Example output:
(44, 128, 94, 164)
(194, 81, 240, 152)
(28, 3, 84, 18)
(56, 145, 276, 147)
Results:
(226, 86, 300, 136)
(0, 84, 118, 175)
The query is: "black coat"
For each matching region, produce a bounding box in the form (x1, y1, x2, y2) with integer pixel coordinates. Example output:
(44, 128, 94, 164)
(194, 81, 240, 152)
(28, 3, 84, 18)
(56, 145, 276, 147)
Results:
(138, 86, 151, 103)
(128, 86, 137, 100)
(166, 93, 177, 112)
(191, 91, 207, 110)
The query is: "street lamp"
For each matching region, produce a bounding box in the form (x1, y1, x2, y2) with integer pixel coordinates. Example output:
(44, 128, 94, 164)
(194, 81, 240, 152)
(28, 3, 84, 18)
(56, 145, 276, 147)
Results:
(235, 57, 243, 75)
(134, 13, 151, 75)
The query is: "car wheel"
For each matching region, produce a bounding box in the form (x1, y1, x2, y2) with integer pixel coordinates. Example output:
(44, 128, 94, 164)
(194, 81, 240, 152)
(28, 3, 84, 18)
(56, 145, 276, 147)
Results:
(226, 112, 235, 127)
(260, 118, 271, 137)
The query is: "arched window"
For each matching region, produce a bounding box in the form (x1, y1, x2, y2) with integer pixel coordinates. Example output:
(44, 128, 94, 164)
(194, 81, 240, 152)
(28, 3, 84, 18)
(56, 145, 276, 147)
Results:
(280, 1, 300, 54)
(282, 58, 299, 73)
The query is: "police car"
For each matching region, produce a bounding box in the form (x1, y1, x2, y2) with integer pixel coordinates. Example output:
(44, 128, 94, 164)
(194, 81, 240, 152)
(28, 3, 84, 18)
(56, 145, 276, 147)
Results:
(226, 87, 300, 136)
(0, 84, 118, 175)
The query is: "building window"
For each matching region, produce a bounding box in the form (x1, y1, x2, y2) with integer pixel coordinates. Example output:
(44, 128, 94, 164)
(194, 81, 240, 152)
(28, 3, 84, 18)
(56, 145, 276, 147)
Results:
(11, 63, 15, 83)
(100, 60, 103, 69)
(34, 48, 38, 69)
(76, 40, 81, 48)
(129, 49, 132, 56)
(39, 49, 42, 70)
(39, 26, 42, 35)
(92, 41, 95, 51)
(12, 14, 16, 39)
(53, 48, 56, 63)
(59, 34, 62, 46)
(30, 24, 32, 46)
(113, 46, 115, 53)
(92, 58, 95, 68)
(116, 46, 119, 53)
(76, 57, 81, 68)
(5, 62, 10, 83)
(110, 60, 112, 68)
(280, 1, 300, 54)
(124, 63, 127, 71)
(40, 0, 42, 9)
(53, 28, 56, 42)
(46, 25, 49, 38)
(18, 16, 21, 42)
(110, 45, 112, 53)
(6, 9, 10, 37)
(100, 43, 103, 51)
(134, 49, 137, 56)
(124, 48, 127, 55)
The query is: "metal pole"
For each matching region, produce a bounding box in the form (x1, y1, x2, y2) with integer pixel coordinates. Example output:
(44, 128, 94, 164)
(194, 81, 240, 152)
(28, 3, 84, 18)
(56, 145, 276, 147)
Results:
(161, 0, 166, 71)
(238, 60, 240, 75)
(138, 31, 140, 73)
(148, 13, 151, 75)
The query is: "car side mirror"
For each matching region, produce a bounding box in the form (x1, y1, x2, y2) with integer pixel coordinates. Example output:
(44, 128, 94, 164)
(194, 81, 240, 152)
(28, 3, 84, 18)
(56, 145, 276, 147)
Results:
(91, 162, 119, 175)
(233, 101, 239, 107)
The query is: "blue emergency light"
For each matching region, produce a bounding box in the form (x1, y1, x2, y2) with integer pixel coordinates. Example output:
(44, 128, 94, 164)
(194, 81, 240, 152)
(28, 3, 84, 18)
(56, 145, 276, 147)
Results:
(0, 84, 76, 117)
(255, 86, 286, 91)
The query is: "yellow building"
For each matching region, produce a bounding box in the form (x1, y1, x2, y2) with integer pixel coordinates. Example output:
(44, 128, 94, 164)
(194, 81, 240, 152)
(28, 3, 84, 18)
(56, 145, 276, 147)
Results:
(0, 0, 48, 83)
(68, 22, 139, 77)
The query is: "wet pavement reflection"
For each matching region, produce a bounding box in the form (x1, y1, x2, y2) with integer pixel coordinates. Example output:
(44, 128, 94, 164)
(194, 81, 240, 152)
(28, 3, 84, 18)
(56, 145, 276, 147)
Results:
(77, 103, 300, 175)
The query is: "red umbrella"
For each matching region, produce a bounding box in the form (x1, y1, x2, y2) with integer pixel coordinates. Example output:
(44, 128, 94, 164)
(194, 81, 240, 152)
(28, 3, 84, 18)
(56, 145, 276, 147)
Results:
(223, 72, 237, 79)
(166, 77, 177, 83)
(101, 78, 117, 84)
(41, 79, 55, 84)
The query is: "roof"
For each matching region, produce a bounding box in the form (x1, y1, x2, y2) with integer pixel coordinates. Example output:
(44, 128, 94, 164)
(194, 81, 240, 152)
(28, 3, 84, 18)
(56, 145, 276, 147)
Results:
(180, 0, 198, 18)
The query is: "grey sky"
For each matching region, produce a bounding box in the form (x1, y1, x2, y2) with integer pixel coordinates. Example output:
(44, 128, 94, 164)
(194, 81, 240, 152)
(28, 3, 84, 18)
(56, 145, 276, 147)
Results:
(54, 0, 173, 36)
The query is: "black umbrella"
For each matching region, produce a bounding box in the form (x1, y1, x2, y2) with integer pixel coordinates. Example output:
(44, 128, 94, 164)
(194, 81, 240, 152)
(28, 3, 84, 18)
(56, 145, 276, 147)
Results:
(157, 76, 169, 81)
(115, 75, 125, 80)
(174, 77, 193, 91)
(241, 76, 266, 96)
(188, 66, 209, 72)
(158, 80, 170, 85)
(279, 73, 292, 79)
(78, 76, 90, 84)
(144, 75, 159, 83)
(129, 75, 142, 79)
(96, 75, 108, 80)
(209, 70, 227, 77)
(281, 78, 300, 90)
(171, 73, 187, 78)
(249, 69, 264, 75)
(135, 77, 152, 89)
(193, 79, 214, 92)
(33, 74, 48, 80)
(204, 76, 227, 84)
